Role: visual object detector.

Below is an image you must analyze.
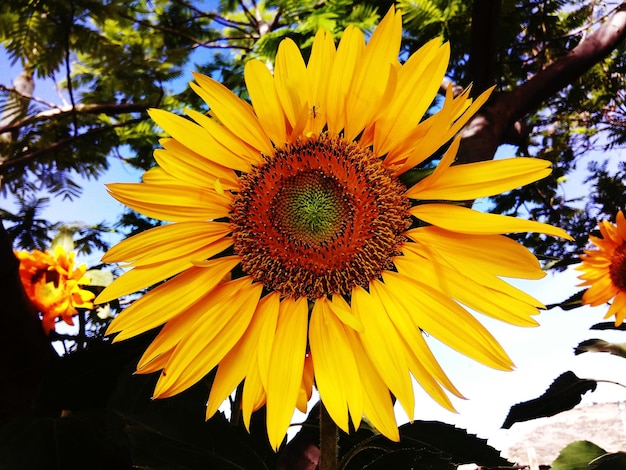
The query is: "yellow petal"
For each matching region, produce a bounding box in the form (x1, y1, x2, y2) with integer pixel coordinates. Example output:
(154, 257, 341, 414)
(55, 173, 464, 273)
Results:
(134, 347, 172, 375)
(241, 359, 267, 431)
(274, 38, 309, 136)
(344, 331, 399, 441)
(607, 291, 626, 326)
(405, 226, 546, 280)
(389, 86, 494, 174)
(344, 7, 402, 141)
(395, 250, 540, 326)
(107, 258, 240, 340)
(370, 279, 463, 406)
(265, 297, 308, 451)
(382, 272, 514, 371)
(305, 29, 336, 134)
(329, 293, 364, 332)
(411, 203, 573, 239)
(106, 182, 232, 223)
(153, 279, 263, 398)
(102, 221, 230, 265)
(309, 298, 363, 432)
(326, 25, 364, 135)
(157, 138, 240, 190)
(206, 288, 271, 421)
(184, 107, 260, 170)
(96, 237, 232, 303)
(351, 285, 415, 417)
(191, 73, 273, 156)
(297, 354, 314, 414)
(149, 108, 250, 172)
(245, 60, 287, 144)
(408, 155, 552, 200)
(375, 39, 449, 156)
(255, 292, 281, 391)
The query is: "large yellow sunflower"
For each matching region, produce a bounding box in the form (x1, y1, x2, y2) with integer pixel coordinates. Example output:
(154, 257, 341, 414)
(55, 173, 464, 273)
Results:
(97, 8, 570, 449)
(16, 245, 95, 334)
(577, 211, 626, 325)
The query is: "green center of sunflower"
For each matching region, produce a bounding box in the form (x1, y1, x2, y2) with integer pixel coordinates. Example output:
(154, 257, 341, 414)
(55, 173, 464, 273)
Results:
(274, 170, 346, 245)
(231, 134, 411, 299)
(610, 243, 626, 291)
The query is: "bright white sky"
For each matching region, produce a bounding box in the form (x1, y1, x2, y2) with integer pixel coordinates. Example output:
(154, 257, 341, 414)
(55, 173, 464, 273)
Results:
(1, 29, 625, 447)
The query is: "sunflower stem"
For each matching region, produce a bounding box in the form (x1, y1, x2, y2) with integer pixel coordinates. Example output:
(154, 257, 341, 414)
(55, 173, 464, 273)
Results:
(319, 403, 338, 470)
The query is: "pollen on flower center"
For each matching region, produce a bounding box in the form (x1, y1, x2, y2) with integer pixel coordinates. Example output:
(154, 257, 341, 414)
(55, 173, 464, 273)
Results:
(610, 243, 626, 291)
(231, 134, 411, 299)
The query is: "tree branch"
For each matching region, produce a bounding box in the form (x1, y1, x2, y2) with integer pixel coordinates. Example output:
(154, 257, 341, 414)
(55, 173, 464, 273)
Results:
(502, 2, 626, 126)
(0, 103, 149, 135)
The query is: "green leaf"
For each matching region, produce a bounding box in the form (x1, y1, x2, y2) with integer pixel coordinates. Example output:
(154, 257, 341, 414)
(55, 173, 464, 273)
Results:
(551, 440, 606, 470)
(502, 371, 597, 428)
(574, 339, 626, 359)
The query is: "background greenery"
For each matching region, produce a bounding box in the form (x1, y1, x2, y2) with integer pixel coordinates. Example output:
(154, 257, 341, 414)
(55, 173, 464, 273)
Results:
(1, 1, 625, 468)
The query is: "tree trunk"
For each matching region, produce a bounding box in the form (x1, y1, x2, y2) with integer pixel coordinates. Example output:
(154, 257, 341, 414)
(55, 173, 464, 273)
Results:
(0, 220, 57, 425)
(457, 2, 626, 165)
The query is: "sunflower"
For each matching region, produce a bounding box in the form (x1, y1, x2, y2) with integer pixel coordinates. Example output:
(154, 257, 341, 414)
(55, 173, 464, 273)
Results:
(577, 211, 626, 325)
(16, 245, 95, 334)
(97, 8, 570, 449)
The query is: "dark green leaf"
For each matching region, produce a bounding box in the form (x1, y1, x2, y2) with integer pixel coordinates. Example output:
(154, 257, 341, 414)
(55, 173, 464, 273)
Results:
(590, 451, 626, 469)
(363, 447, 455, 470)
(340, 420, 510, 469)
(502, 371, 597, 428)
(545, 290, 585, 311)
(590, 322, 626, 331)
(0, 411, 130, 470)
(110, 372, 277, 470)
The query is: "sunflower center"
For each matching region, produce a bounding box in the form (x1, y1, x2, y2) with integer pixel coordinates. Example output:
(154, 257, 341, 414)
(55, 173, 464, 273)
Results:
(274, 170, 347, 245)
(610, 243, 626, 291)
(231, 134, 410, 299)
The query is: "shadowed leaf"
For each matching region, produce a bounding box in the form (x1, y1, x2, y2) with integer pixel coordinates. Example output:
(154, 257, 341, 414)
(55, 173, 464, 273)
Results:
(0, 412, 131, 470)
(502, 371, 597, 429)
(590, 451, 626, 469)
(110, 372, 277, 470)
(545, 290, 585, 311)
(574, 339, 626, 358)
(340, 420, 510, 469)
(590, 322, 626, 331)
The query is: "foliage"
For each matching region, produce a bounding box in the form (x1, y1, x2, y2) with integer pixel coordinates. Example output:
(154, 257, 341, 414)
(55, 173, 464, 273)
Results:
(0, 336, 512, 469)
(501, 371, 598, 429)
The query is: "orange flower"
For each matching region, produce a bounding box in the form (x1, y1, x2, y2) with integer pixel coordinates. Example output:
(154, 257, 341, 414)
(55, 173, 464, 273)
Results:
(577, 211, 626, 325)
(16, 245, 95, 333)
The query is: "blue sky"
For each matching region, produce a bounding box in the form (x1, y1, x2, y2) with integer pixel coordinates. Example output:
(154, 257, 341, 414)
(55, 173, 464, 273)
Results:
(2, 17, 625, 444)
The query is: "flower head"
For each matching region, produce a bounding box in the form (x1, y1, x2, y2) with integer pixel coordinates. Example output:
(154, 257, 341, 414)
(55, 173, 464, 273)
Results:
(16, 245, 95, 333)
(577, 211, 626, 325)
(97, 8, 570, 449)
